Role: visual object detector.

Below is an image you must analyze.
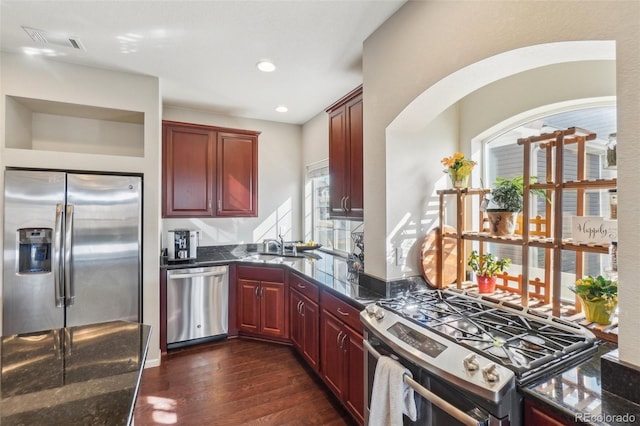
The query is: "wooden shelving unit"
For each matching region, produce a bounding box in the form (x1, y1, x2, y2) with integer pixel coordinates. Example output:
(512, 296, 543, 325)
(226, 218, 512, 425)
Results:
(437, 127, 618, 342)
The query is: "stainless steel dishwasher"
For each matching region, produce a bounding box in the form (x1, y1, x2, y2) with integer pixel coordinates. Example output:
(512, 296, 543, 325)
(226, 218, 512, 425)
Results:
(166, 265, 228, 349)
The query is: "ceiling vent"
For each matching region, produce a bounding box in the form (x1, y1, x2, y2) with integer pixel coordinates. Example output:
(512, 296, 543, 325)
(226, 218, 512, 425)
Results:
(22, 26, 85, 51)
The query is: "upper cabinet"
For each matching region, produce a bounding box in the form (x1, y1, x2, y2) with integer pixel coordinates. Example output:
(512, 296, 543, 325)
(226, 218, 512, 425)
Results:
(162, 120, 259, 218)
(216, 132, 258, 217)
(327, 86, 363, 219)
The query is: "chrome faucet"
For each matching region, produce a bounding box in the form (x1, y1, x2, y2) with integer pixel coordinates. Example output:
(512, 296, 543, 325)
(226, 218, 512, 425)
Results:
(278, 233, 285, 255)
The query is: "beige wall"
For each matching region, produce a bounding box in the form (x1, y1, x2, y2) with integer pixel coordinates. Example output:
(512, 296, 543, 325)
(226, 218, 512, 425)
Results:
(363, 1, 639, 366)
(302, 111, 329, 168)
(0, 52, 163, 366)
(162, 106, 303, 246)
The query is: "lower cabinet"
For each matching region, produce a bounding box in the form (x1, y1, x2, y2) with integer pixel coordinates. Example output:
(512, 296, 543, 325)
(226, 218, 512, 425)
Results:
(290, 288, 320, 372)
(320, 291, 365, 425)
(236, 266, 288, 340)
(524, 398, 577, 426)
(289, 273, 320, 372)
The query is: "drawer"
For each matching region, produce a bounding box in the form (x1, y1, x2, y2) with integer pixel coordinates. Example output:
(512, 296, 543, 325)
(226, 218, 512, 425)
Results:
(289, 273, 319, 303)
(321, 290, 363, 333)
(237, 265, 284, 282)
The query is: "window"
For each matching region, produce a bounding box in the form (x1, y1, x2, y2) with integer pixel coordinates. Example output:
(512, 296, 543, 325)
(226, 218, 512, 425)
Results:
(305, 161, 362, 255)
(483, 106, 617, 302)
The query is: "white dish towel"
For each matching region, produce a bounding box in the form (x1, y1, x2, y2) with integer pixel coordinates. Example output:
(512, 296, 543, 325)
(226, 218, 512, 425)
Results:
(368, 355, 417, 426)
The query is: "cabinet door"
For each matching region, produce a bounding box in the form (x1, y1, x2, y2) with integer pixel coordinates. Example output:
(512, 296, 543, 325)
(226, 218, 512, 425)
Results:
(328, 106, 348, 217)
(260, 281, 287, 338)
(344, 325, 364, 424)
(524, 399, 573, 426)
(301, 297, 320, 372)
(237, 279, 260, 333)
(216, 132, 258, 217)
(162, 124, 215, 217)
(289, 289, 304, 351)
(321, 311, 346, 399)
(346, 95, 363, 218)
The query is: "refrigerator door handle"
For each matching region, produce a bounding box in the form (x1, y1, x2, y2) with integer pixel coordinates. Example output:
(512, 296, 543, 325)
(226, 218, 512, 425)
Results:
(53, 204, 65, 307)
(64, 204, 75, 306)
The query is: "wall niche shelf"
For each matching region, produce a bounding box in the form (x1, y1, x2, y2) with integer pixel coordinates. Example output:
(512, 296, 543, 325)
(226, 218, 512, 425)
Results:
(436, 127, 618, 343)
(5, 95, 145, 157)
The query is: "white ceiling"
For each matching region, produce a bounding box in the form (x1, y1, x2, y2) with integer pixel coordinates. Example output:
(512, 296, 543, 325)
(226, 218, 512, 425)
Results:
(0, 0, 405, 125)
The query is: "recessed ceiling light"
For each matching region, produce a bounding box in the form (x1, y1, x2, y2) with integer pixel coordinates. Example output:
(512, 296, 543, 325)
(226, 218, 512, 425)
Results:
(257, 60, 276, 72)
(275, 105, 288, 113)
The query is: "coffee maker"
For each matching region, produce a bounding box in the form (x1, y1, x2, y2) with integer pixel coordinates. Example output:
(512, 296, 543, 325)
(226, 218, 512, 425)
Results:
(167, 230, 199, 262)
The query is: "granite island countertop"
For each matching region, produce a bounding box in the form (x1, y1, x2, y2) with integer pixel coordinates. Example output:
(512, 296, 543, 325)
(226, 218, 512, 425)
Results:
(523, 342, 640, 426)
(1, 320, 151, 426)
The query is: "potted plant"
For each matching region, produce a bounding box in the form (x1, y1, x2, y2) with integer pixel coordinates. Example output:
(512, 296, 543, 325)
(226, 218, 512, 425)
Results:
(441, 152, 476, 189)
(487, 175, 547, 236)
(467, 250, 511, 293)
(570, 275, 618, 325)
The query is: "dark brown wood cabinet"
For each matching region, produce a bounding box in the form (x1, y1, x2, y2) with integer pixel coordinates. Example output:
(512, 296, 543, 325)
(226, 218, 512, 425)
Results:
(216, 131, 258, 217)
(162, 124, 215, 217)
(524, 398, 576, 426)
(236, 266, 287, 340)
(162, 120, 259, 218)
(320, 291, 364, 424)
(327, 86, 363, 219)
(289, 273, 320, 372)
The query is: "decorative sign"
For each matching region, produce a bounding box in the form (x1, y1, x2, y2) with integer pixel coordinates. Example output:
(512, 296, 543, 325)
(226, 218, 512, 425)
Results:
(571, 216, 617, 244)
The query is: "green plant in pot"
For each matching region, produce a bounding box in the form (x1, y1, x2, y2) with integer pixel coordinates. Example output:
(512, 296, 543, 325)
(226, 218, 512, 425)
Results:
(467, 250, 511, 294)
(570, 275, 618, 325)
(487, 175, 547, 236)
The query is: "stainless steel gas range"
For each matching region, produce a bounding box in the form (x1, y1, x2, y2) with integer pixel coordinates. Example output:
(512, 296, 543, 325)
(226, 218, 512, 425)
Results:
(361, 288, 598, 426)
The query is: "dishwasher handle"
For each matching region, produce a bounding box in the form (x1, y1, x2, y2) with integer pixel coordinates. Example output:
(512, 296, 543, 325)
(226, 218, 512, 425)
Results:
(168, 270, 227, 280)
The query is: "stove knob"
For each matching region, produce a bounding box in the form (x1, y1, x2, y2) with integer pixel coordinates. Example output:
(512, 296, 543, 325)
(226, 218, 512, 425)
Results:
(482, 363, 500, 383)
(365, 304, 377, 317)
(463, 353, 479, 371)
(374, 307, 385, 320)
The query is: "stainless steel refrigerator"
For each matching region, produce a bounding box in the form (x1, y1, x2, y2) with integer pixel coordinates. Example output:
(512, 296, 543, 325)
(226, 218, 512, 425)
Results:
(3, 169, 142, 336)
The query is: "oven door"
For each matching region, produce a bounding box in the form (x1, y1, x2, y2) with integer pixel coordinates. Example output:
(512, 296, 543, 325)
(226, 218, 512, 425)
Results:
(364, 336, 498, 426)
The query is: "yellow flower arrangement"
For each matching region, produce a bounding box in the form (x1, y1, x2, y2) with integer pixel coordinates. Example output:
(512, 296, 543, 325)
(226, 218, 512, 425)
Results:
(441, 152, 476, 175)
(571, 275, 618, 324)
(571, 275, 618, 308)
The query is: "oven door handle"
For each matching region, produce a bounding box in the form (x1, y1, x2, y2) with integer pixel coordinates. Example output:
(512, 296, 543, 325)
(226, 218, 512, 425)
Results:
(364, 340, 484, 426)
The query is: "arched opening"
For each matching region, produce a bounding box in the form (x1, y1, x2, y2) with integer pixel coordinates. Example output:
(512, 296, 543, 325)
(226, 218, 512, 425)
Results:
(384, 41, 616, 281)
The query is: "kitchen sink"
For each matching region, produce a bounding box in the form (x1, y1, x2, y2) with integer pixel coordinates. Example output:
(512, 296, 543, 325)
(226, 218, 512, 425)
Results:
(257, 251, 306, 258)
(241, 254, 301, 264)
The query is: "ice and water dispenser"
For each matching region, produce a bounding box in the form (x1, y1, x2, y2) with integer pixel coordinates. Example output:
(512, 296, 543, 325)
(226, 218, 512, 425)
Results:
(17, 228, 52, 274)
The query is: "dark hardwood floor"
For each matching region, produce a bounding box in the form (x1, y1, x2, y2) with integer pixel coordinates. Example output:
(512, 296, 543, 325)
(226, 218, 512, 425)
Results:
(134, 338, 355, 426)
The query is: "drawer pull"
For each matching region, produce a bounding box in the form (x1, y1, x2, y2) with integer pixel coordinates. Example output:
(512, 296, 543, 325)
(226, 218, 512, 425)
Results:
(297, 283, 306, 289)
(337, 308, 349, 316)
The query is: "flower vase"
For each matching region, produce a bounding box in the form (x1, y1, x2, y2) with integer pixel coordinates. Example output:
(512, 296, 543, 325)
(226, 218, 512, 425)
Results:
(476, 275, 497, 294)
(449, 170, 470, 189)
(579, 296, 617, 325)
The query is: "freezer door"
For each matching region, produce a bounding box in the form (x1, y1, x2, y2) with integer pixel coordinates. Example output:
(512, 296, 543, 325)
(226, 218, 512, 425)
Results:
(65, 174, 141, 327)
(3, 170, 66, 335)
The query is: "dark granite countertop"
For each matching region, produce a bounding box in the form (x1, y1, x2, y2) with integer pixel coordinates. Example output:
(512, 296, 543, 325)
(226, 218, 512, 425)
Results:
(1, 320, 151, 426)
(523, 342, 640, 425)
(161, 244, 427, 306)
